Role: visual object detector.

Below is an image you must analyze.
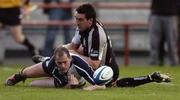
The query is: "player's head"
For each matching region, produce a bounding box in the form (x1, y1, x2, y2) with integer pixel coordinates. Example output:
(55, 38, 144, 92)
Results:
(53, 46, 71, 73)
(75, 3, 96, 32)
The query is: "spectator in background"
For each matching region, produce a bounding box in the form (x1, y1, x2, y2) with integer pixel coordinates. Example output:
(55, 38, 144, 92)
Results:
(177, 1, 180, 64)
(0, 0, 39, 56)
(158, 34, 165, 66)
(42, 0, 74, 56)
(149, 0, 178, 66)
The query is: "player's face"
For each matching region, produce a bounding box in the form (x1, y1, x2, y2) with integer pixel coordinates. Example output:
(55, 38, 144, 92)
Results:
(74, 11, 93, 32)
(55, 53, 71, 73)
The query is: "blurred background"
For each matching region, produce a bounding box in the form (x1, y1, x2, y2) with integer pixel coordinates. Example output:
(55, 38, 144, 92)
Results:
(0, 0, 179, 66)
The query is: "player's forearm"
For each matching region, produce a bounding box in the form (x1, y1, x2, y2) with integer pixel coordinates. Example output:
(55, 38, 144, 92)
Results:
(62, 43, 73, 49)
(65, 74, 80, 89)
(62, 43, 79, 50)
(68, 48, 100, 70)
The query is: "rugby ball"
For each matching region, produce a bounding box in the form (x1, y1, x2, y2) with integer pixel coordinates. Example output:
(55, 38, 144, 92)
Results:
(93, 66, 113, 85)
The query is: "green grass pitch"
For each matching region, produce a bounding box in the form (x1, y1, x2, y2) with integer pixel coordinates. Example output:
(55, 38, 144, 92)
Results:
(0, 65, 180, 100)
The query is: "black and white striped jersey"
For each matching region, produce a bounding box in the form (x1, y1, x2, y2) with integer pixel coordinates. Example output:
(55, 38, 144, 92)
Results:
(72, 22, 113, 66)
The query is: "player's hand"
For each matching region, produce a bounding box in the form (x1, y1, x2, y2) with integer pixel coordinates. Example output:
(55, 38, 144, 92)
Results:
(21, 4, 38, 19)
(69, 74, 79, 85)
(66, 74, 79, 88)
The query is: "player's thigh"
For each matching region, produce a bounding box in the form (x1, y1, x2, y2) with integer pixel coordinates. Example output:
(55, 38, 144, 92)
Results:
(5, 7, 24, 42)
(30, 77, 55, 88)
(23, 63, 47, 77)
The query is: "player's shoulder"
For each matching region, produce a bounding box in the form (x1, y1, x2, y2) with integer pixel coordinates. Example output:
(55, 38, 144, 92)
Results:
(70, 53, 88, 65)
(42, 57, 55, 67)
(71, 53, 82, 61)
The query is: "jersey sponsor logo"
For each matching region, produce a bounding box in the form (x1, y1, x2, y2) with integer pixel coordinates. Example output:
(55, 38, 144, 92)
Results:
(90, 50, 99, 57)
(90, 53, 98, 57)
(90, 49, 99, 57)
(45, 60, 50, 67)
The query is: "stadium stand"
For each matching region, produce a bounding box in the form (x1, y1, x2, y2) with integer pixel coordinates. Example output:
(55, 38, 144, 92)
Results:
(0, 2, 150, 66)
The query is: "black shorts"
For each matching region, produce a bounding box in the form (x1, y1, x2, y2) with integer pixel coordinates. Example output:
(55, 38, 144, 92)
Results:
(0, 7, 21, 26)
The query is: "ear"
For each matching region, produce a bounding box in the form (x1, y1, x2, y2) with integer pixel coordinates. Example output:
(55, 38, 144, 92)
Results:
(88, 18, 93, 24)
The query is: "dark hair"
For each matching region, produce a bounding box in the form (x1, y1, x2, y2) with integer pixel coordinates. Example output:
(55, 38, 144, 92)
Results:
(76, 3, 96, 24)
(54, 46, 70, 58)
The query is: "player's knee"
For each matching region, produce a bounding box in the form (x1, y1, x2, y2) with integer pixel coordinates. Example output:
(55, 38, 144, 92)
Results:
(14, 36, 24, 43)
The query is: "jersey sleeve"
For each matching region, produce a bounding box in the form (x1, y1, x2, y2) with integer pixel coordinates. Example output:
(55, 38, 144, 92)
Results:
(41, 57, 53, 75)
(72, 55, 96, 85)
(71, 29, 81, 45)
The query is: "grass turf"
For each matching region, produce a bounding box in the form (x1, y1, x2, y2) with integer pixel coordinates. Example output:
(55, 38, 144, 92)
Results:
(0, 66, 179, 100)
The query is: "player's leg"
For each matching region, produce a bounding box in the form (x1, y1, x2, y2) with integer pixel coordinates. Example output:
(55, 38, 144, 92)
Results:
(30, 77, 55, 88)
(7, 7, 39, 56)
(116, 72, 171, 87)
(149, 15, 162, 65)
(43, 8, 60, 56)
(22, 63, 48, 78)
(10, 25, 39, 56)
(0, 23, 5, 64)
(62, 9, 73, 44)
(5, 63, 48, 86)
(31, 75, 86, 88)
(178, 15, 180, 64)
(163, 16, 178, 65)
(158, 32, 165, 66)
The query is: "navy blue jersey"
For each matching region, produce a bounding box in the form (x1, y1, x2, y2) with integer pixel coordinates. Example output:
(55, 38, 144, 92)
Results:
(42, 54, 95, 87)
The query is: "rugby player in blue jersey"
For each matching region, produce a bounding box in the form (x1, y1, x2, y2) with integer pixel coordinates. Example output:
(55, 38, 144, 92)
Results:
(5, 46, 104, 89)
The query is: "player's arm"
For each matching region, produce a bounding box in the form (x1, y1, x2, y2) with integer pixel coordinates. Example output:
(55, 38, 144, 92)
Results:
(68, 47, 100, 70)
(73, 53, 100, 70)
(66, 44, 100, 70)
(21, 0, 38, 19)
(63, 42, 80, 50)
(63, 43, 100, 69)
(64, 74, 81, 89)
(63, 29, 81, 50)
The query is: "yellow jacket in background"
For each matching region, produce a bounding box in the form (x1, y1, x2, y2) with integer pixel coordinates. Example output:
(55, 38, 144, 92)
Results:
(0, 0, 22, 8)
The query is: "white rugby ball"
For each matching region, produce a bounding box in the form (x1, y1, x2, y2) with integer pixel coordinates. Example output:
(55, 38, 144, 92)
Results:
(93, 65, 113, 85)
